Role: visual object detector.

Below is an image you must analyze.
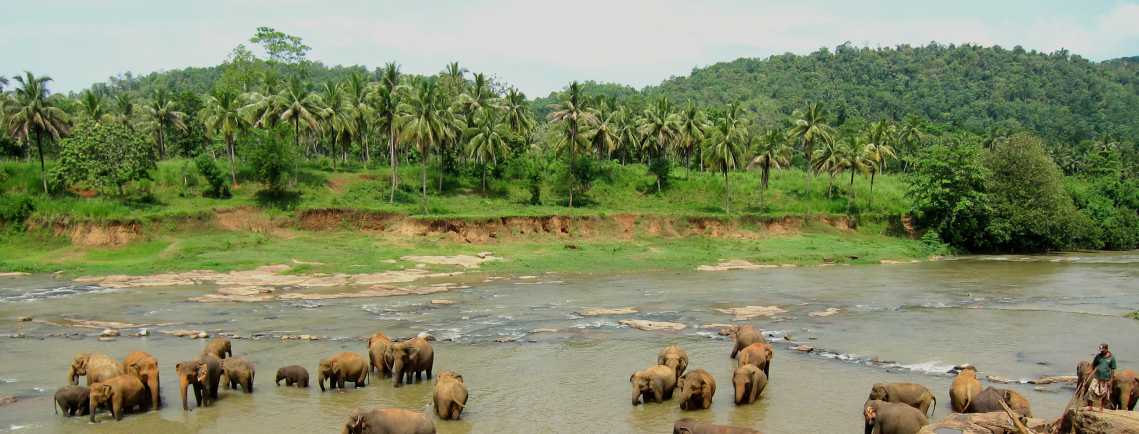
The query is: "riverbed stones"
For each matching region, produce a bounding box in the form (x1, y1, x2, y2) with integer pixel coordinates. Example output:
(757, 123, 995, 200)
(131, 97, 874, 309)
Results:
(808, 307, 842, 317)
(697, 260, 779, 272)
(97, 337, 116, 342)
(792, 345, 815, 352)
(100, 329, 120, 337)
(986, 375, 1014, 384)
(618, 319, 686, 331)
(15, 316, 31, 322)
(0, 396, 16, 406)
(916, 412, 1050, 434)
(0, 272, 30, 278)
(430, 299, 457, 305)
(714, 305, 786, 320)
(1028, 375, 1076, 385)
(578, 307, 638, 316)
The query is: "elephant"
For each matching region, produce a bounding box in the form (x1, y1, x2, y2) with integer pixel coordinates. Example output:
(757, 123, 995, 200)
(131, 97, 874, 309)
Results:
(122, 351, 160, 410)
(726, 325, 764, 359)
(276, 365, 309, 388)
(868, 383, 937, 418)
(630, 364, 677, 405)
(388, 337, 434, 387)
(737, 343, 773, 377)
(864, 399, 927, 434)
(967, 387, 1032, 417)
(68, 353, 122, 386)
(432, 371, 468, 420)
(677, 369, 716, 410)
(175, 354, 222, 410)
(368, 332, 394, 378)
(657, 344, 689, 378)
(319, 352, 369, 391)
(54, 385, 90, 416)
(342, 407, 436, 434)
(732, 364, 767, 405)
(949, 365, 981, 413)
(673, 418, 762, 434)
(1112, 369, 1138, 411)
(202, 337, 232, 359)
(88, 375, 147, 422)
(221, 357, 255, 393)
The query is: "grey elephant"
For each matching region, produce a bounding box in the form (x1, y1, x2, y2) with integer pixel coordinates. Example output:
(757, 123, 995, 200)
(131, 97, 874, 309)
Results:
(868, 382, 936, 417)
(864, 399, 927, 434)
(276, 365, 309, 388)
(54, 385, 90, 416)
(732, 364, 767, 405)
(630, 364, 677, 405)
(673, 418, 762, 434)
(341, 407, 436, 434)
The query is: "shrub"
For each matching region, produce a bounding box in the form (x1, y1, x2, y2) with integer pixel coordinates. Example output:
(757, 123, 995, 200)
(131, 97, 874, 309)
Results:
(247, 138, 296, 192)
(194, 155, 231, 199)
(52, 122, 154, 196)
(0, 194, 35, 224)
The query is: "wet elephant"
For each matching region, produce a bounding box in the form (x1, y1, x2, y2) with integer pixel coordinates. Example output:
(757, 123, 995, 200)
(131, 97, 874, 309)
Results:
(726, 325, 763, 359)
(732, 364, 767, 405)
(276, 365, 309, 387)
(54, 385, 90, 416)
(68, 353, 122, 386)
(737, 343, 773, 377)
(368, 332, 394, 378)
(864, 399, 927, 434)
(630, 364, 677, 405)
(341, 407, 436, 434)
(949, 365, 981, 413)
(657, 344, 689, 378)
(868, 383, 937, 418)
(1113, 369, 1138, 411)
(388, 337, 434, 387)
(673, 418, 762, 434)
(122, 351, 160, 410)
(677, 369, 716, 410)
(175, 355, 221, 410)
(221, 357, 255, 393)
(202, 337, 232, 359)
(967, 387, 1032, 417)
(432, 371, 468, 420)
(319, 352, 369, 391)
(89, 375, 146, 422)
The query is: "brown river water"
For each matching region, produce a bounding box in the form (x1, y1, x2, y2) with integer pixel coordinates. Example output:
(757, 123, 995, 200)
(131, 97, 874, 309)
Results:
(1, 252, 1137, 433)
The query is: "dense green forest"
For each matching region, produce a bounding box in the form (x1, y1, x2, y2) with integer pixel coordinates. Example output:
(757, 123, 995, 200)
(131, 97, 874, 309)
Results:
(1, 29, 1136, 253)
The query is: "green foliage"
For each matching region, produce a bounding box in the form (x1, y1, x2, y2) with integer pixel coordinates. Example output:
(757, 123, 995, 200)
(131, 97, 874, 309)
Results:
(194, 155, 231, 198)
(247, 138, 296, 192)
(0, 194, 35, 224)
(908, 137, 992, 251)
(249, 27, 311, 64)
(52, 122, 154, 196)
(984, 134, 1083, 252)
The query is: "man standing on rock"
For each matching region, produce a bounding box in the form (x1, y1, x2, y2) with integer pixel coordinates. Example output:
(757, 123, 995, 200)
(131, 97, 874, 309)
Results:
(1087, 343, 1116, 411)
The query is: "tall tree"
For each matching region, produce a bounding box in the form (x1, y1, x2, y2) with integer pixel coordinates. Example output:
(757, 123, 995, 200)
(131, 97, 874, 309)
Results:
(395, 80, 448, 209)
(78, 90, 111, 124)
(788, 102, 835, 191)
(201, 88, 245, 185)
(749, 128, 792, 196)
(142, 88, 186, 159)
(864, 120, 897, 208)
(810, 138, 842, 197)
(586, 108, 620, 159)
(465, 111, 510, 192)
(546, 82, 597, 207)
(321, 82, 355, 166)
(344, 73, 373, 165)
(675, 101, 708, 177)
(370, 63, 402, 202)
(835, 137, 867, 204)
(5, 72, 70, 193)
(895, 115, 922, 172)
(111, 93, 137, 131)
(502, 88, 533, 136)
(704, 109, 747, 213)
(276, 77, 323, 153)
(638, 97, 677, 161)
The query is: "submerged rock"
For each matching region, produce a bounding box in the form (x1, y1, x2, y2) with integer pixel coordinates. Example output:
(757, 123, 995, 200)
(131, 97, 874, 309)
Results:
(430, 299, 457, 305)
(714, 305, 787, 320)
(16, 316, 32, 322)
(917, 412, 1050, 434)
(809, 307, 842, 317)
(100, 329, 119, 337)
(618, 319, 686, 331)
(0, 396, 16, 406)
(1056, 408, 1139, 434)
(578, 307, 638, 316)
(1028, 375, 1076, 385)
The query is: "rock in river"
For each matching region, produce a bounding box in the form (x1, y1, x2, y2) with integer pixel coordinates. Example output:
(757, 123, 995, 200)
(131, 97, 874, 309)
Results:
(619, 320, 686, 331)
(714, 306, 786, 320)
(578, 307, 638, 316)
(917, 412, 1050, 434)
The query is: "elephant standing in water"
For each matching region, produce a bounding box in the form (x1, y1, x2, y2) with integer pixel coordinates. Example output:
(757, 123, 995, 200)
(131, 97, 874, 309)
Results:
(657, 345, 688, 378)
(967, 387, 1032, 417)
(276, 365, 309, 387)
(868, 383, 937, 418)
(319, 352, 369, 391)
(202, 337, 232, 359)
(122, 351, 160, 410)
(673, 418, 762, 434)
(68, 353, 122, 386)
(732, 364, 767, 405)
(88, 375, 147, 422)
(221, 357, 256, 393)
(737, 343, 773, 377)
(677, 369, 716, 410)
(432, 371, 468, 420)
(175, 355, 222, 410)
(863, 399, 927, 434)
(630, 365, 677, 405)
(949, 365, 981, 413)
(726, 325, 764, 359)
(341, 407, 436, 434)
(1113, 369, 1139, 411)
(54, 385, 90, 416)
(368, 332, 394, 378)
(388, 337, 434, 387)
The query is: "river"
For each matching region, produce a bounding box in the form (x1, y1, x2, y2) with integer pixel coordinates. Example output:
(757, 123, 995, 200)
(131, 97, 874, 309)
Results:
(1, 252, 1137, 433)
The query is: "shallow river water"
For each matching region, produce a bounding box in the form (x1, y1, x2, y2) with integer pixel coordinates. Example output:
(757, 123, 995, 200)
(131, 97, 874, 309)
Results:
(1, 252, 1137, 433)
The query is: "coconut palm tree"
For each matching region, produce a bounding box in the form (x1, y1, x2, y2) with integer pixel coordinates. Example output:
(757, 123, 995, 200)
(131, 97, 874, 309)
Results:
(465, 111, 510, 192)
(455, 72, 494, 128)
(142, 88, 186, 159)
(614, 106, 640, 165)
(200, 88, 245, 185)
(242, 71, 286, 129)
(749, 128, 792, 195)
(321, 82, 356, 166)
(5, 72, 71, 193)
(441, 62, 467, 96)
(787, 102, 835, 190)
(704, 112, 747, 214)
(395, 80, 449, 209)
(675, 101, 708, 177)
(895, 115, 921, 171)
(502, 88, 533, 137)
(810, 139, 842, 197)
(546, 81, 597, 207)
(586, 107, 620, 159)
(344, 73, 373, 165)
(277, 77, 324, 154)
(78, 90, 112, 124)
(863, 120, 897, 208)
(638, 97, 677, 161)
(111, 93, 137, 131)
(371, 63, 403, 202)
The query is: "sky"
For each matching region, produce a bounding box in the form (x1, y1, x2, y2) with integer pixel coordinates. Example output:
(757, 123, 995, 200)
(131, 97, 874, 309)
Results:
(4, 0, 1139, 97)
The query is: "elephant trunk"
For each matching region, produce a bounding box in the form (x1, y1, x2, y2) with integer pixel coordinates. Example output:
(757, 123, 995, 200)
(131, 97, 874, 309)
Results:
(68, 367, 78, 385)
(318, 370, 326, 392)
(392, 360, 404, 387)
(179, 377, 189, 411)
(631, 386, 641, 406)
(149, 376, 160, 410)
(734, 382, 746, 404)
(865, 422, 874, 434)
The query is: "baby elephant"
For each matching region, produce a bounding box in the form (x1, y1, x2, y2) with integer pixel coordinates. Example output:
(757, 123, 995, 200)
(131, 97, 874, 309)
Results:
(341, 407, 436, 434)
(630, 365, 678, 405)
(221, 357, 255, 393)
(432, 371, 468, 420)
(732, 365, 767, 405)
(677, 369, 716, 410)
(54, 385, 90, 416)
(89, 375, 147, 422)
(657, 344, 689, 378)
(673, 418, 762, 434)
(864, 399, 928, 434)
(276, 365, 309, 388)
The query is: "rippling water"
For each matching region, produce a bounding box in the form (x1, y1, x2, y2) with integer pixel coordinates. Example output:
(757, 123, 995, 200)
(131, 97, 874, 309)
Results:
(1, 252, 1137, 433)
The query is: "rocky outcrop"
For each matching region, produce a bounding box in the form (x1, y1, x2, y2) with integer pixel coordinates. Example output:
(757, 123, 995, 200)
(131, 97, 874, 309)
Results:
(917, 412, 1049, 434)
(1056, 409, 1139, 434)
(618, 320, 686, 331)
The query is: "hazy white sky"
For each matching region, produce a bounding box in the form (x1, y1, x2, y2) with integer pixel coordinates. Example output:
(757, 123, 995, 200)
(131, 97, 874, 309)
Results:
(4, 0, 1139, 97)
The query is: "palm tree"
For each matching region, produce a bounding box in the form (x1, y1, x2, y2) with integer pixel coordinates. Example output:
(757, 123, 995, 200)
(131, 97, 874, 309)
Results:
(704, 112, 746, 214)
(465, 111, 510, 192)
(321, 82, 355, 166)
(675, 101, 708, 177)
(201, 88, 245, 185)
(749, 128, 792, 195)
(614, 106, 640, 165)
(836, 137, 866, 187)
(277, 77, 324, 154)
(5, 72, 70, 193)
(142, 88, 186, 159)
(441, 62, 467, 96)
(502, 88, 533, 136)
(344, 73, 373, 165)
(111, 93, 137, 131)
(810, 139, 842, 197)
(456, 72, 494, 127)
(895, 115, 922, 172)
(78, 90, 112, 124)
(787, 102, 835, 191)
(638, 97, 677, 161)
(546, 82, 597, 207)
(863, 120, 897, 208)
(371, 62, 403, 202)
(242, 71, 286, 129)
(395, 80, 448, 209)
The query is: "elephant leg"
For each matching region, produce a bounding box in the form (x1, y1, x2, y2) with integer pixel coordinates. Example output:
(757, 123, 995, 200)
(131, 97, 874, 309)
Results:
(193, 385, 203, 407)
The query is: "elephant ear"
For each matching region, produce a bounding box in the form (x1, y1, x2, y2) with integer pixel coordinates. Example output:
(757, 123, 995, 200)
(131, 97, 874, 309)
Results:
(629, 373, 635, 383)
(101, 384, 113, 398)
(453, 374, 463, 383)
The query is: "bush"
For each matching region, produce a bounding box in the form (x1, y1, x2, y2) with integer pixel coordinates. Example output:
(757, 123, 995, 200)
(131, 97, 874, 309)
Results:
(908, 136, 993, 251)
(51, 122, 154, 196)
(0, 194, 35, 224)
(247, 139, 297, 192)
(983, 134, 1082, 252)
(195, 155, 231, 199)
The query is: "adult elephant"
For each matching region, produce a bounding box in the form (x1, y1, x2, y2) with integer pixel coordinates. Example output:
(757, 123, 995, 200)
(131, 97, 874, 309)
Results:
(868, 383, 937, 418)
(864, 399, 927, 434)
(368, 332, 394, 378)
(737, 343, 773, 377)
(68, 353, 122, 386)
(949, 365, 981, 413)
(967, 387, 1032, 417)
(341, 407, 436, 434)
(673, 419, 762, 434)
(122, 351, 160, 410)
(202, 337, 232, 359)
(89, 375, 147, 422)
(175, 355, 221, 410)
(432, 371, 468, 420)
(677, 369, 716, 410)
(657, 344, 689, 378)
(319, 352, 369, 391)
(630, 365, 677, 405)
(388, 337, 433, 387)
(726, 325, 764, 359)
(1113, 370, 1138, 411)
(221, 357, 256, 393)
(732, 364, 767, 405)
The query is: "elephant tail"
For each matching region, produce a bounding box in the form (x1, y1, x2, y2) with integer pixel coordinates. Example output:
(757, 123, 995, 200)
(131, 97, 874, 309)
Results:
(928, 395, 937, 418)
